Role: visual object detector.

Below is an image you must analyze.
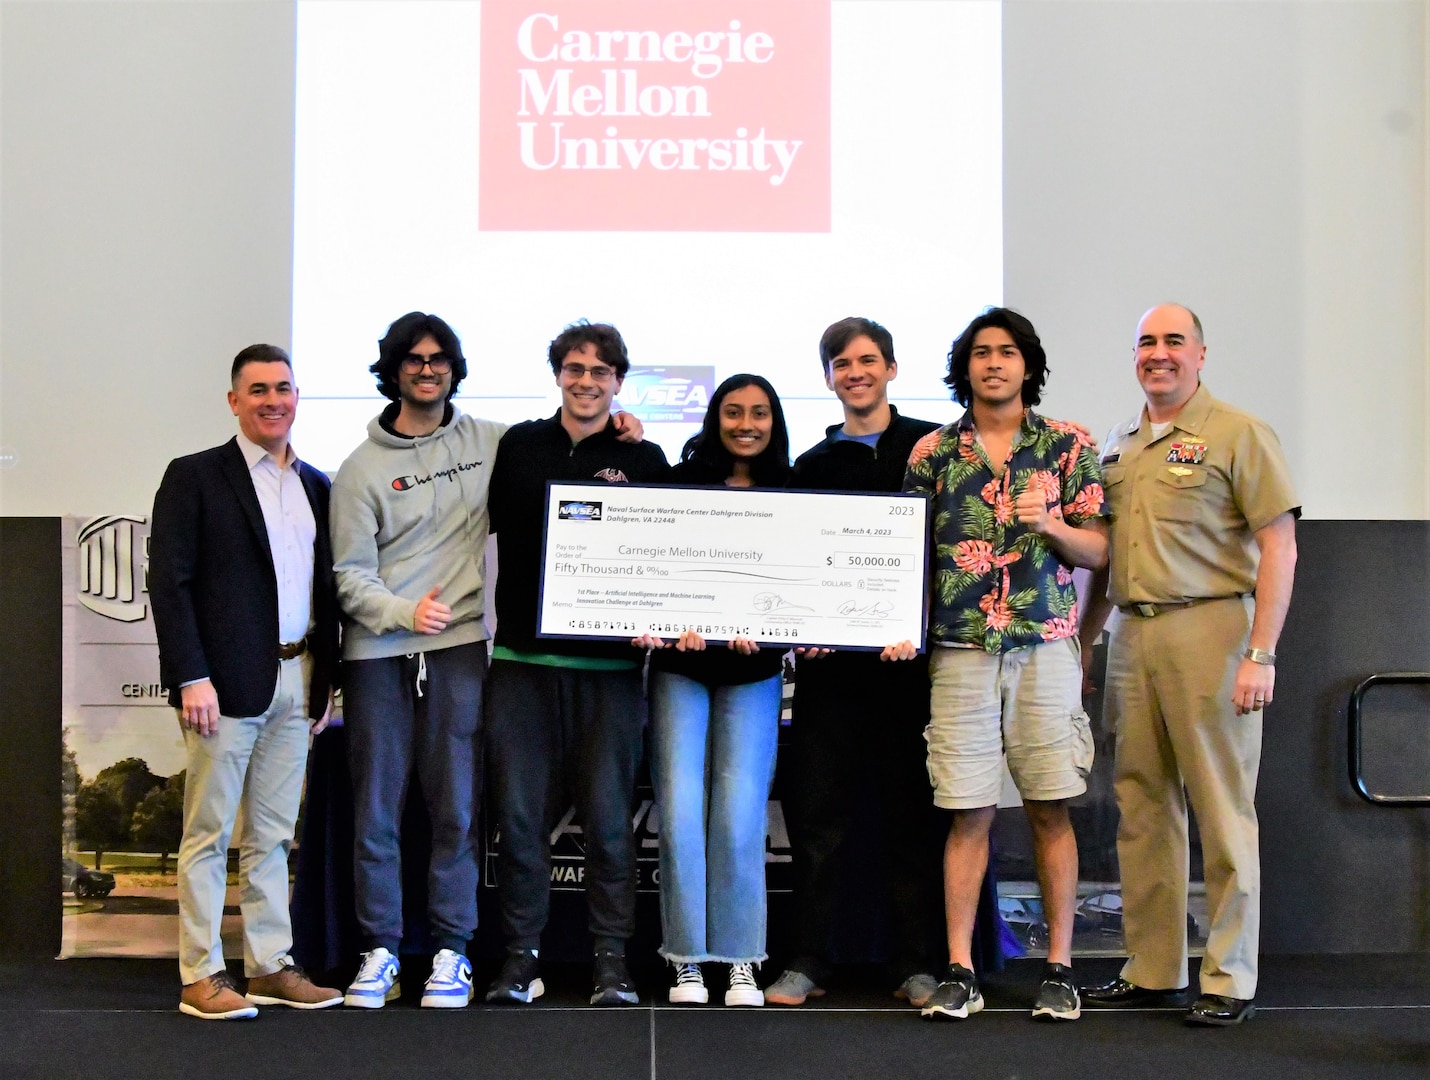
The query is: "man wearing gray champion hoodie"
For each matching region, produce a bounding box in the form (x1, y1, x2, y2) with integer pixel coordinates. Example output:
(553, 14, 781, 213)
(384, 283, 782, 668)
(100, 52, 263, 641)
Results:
(329, 312, 505, 1009)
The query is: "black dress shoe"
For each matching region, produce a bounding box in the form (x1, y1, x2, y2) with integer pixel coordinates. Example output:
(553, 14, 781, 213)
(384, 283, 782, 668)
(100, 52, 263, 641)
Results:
(1081, 977, 1190, 1008)
(1185, 993, 1255, 1026)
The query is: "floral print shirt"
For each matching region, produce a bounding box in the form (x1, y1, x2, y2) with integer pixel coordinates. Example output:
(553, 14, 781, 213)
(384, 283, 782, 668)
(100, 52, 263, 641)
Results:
(904, 409, 1106, 653)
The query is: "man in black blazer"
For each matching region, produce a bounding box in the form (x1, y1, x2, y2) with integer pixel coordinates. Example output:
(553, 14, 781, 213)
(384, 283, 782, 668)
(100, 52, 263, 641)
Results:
(150, 344, 342, 1019)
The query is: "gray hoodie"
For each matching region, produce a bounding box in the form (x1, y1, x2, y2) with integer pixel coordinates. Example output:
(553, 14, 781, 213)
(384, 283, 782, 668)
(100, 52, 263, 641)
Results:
(330, 404, 506, 661)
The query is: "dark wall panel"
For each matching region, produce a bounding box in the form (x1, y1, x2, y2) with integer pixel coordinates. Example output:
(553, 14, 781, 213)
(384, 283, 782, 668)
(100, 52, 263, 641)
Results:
(0, 518, 62, 958)
(1261, 520, 1430, 953)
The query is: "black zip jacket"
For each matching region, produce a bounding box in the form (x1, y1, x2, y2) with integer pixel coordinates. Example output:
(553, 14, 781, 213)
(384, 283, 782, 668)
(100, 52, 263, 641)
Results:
(791, 406, 940, 493)
(489, 412, 670, 659)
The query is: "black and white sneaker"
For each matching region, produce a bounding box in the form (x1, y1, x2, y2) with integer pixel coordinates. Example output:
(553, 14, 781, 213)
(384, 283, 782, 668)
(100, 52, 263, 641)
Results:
(669, 963, 708, 1005)
(1032, 963, 1081, 1021)
(591, 950, 639, 1006)
(485, 948, 544, 1004)
(920, 963, 984, 1021)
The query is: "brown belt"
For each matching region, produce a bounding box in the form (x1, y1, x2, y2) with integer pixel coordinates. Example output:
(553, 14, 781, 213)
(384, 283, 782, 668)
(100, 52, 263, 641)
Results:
(278, 637, 308, 660)
(1118, 596, 1244, 618)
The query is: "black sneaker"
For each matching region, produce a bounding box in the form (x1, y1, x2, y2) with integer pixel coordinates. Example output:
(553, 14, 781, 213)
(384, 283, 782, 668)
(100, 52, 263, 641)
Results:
(1032, 963, 1081, 1021)
(591, 950, 639, 1006)
(485, 948, 544, 1004)
(920, 963, 983, 1021)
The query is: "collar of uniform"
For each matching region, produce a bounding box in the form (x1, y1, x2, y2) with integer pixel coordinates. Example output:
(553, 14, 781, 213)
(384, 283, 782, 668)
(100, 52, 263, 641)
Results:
(236, 430, 298, 472)
(954, 407, 1044, 447)
(1131, 382, 1213, 439)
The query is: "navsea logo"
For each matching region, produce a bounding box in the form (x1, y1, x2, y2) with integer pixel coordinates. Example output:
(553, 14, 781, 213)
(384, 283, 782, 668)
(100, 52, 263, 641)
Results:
(558, 500, 604, 521)
(616, 366, 713, 423)
(77, 515, 148, 623)
(479, 0, 831, 231)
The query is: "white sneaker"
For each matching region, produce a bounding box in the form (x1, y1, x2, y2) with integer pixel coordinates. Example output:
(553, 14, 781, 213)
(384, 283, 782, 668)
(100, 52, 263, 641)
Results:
(725, 962, 764, 1007)
(669, 962, 708, 1005)
(421, 949, 473, 1008)
(344, 948, 401, 1009)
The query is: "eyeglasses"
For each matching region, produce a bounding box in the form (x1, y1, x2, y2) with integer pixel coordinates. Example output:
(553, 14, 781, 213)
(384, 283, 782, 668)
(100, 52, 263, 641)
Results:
(400, 355, 452, 374)
(560, 363, 616, 383)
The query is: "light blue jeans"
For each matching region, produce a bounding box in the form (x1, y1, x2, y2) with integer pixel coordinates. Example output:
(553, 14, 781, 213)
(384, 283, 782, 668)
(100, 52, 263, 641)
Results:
(650, 671, 781, 963)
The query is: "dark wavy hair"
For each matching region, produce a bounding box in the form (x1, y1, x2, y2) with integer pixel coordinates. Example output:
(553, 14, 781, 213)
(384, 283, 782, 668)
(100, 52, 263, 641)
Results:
(231, 343, 291, 386)
(818, 316, 895, 373)
(547, 320, 631, 379)
(681, 374, 793, 486)
(945, 307, 1048, 408)
(369, 312, 467, 402)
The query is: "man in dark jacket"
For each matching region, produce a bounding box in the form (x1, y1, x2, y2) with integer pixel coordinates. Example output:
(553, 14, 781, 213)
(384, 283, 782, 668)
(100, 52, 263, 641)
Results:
(484, 321, 669, 1008)
(765, 317, 948, 1009)
(149, 344, 341, 1019)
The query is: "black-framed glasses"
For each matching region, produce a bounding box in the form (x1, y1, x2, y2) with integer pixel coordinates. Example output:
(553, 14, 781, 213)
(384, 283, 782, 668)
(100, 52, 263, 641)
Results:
(400, 355, 453, 374)
(560, 363, 616, 383)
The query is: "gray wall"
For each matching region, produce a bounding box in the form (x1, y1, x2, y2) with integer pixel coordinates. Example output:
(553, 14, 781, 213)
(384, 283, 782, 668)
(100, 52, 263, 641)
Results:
(1, 0, 1426, 518)
(0, 1, 296, 515)
(1004, 0, 1428, 519)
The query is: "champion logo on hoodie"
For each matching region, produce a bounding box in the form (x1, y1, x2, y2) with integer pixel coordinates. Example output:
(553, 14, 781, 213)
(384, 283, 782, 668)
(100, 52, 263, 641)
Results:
(593, 468, 628, 483)
(391, 459, 485, 491)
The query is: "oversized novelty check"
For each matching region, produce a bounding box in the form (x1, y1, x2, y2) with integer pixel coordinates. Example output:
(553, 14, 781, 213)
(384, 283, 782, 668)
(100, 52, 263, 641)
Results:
(538, 483, 930, 650)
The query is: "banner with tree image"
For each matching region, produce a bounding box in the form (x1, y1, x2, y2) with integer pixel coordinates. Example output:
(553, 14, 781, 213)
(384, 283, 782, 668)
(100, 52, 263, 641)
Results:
(61, 515, 226, 959)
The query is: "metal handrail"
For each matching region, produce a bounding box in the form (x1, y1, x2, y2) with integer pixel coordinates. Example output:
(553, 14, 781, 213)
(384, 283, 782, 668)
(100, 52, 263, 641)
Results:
(1347, 672, 1430, 805)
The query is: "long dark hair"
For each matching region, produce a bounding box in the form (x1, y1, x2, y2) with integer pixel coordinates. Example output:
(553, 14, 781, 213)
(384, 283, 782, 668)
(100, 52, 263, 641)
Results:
(681, 374, 792, 486)
(945, 306, 1048, 408)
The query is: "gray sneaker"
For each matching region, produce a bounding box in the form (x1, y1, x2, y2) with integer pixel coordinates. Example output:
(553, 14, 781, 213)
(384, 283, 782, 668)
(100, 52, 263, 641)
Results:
(921, 964, 983, 1021)
(1032, 963, 1081, 1021)
(894, 973, 940, 1009)
(764, 969, 824, 1006)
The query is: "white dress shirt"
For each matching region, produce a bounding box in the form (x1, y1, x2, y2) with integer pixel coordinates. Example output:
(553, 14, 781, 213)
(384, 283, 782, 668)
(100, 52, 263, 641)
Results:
(236, 432, 317, 644)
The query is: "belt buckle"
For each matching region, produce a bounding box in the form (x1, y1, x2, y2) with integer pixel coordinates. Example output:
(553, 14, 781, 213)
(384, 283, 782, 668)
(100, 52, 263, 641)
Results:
(1134, 603, 1159, 618)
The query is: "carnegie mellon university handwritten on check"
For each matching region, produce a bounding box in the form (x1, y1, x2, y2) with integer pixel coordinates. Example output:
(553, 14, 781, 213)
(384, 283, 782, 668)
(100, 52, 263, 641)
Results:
(538, 483, 930, 650)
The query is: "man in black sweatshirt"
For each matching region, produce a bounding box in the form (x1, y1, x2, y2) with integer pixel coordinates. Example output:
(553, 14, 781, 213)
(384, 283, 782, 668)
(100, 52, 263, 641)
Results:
(765, 317, 948, 1009)
(484, 321, 669, 1007)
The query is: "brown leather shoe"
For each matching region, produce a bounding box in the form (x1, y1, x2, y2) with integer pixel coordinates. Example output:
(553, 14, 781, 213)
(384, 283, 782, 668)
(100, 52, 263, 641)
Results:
(245, 962, 343, 1009)
(179, 971, 259, 1020)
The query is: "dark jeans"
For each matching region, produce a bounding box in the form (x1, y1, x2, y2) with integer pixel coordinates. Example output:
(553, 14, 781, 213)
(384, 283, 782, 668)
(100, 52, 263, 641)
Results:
(344, 642, 487, 955)
(485, 659, 645, 953)
(783, 653, 947, 984)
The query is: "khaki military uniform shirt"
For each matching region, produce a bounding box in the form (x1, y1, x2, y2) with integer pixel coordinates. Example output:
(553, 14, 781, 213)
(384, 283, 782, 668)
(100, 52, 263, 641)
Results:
(1100, 384, 1299, 608)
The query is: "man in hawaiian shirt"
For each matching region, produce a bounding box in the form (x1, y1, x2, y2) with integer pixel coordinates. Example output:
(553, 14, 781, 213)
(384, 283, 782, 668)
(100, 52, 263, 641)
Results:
(887, 307, 1108, 1022)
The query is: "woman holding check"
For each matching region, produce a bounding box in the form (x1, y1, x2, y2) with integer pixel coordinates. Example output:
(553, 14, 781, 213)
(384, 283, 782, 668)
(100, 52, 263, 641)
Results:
(634, 374, 793, 1007)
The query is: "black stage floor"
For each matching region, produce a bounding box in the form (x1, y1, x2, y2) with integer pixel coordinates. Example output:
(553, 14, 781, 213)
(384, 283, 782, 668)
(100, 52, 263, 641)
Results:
(2, 954, 1428, 1079)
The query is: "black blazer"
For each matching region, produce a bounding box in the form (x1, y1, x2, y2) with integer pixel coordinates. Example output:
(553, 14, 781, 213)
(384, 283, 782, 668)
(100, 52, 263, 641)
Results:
(149, 437, 339, 718)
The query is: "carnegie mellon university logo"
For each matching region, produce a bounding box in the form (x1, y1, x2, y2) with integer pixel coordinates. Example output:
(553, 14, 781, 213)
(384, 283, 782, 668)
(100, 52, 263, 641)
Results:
(479, 0, 830, 231)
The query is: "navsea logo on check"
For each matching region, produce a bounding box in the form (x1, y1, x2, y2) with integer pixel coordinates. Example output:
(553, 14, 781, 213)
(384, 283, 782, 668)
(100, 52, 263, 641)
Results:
(558, 500, 604, 521)
(479, 0, 831, 231)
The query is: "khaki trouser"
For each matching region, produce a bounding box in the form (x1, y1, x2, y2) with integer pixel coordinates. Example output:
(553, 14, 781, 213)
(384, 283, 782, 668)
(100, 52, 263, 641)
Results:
(177, 654, 311, 985)
(1106, 596, 1260, 1000)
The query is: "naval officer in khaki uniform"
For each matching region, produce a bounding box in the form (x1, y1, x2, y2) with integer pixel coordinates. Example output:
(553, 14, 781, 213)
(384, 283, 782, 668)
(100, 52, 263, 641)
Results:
(1078, 303, 1298, 1026)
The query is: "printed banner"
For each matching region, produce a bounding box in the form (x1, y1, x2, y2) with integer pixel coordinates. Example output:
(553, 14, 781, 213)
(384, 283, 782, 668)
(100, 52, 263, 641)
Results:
(479, 0, 831, 231)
